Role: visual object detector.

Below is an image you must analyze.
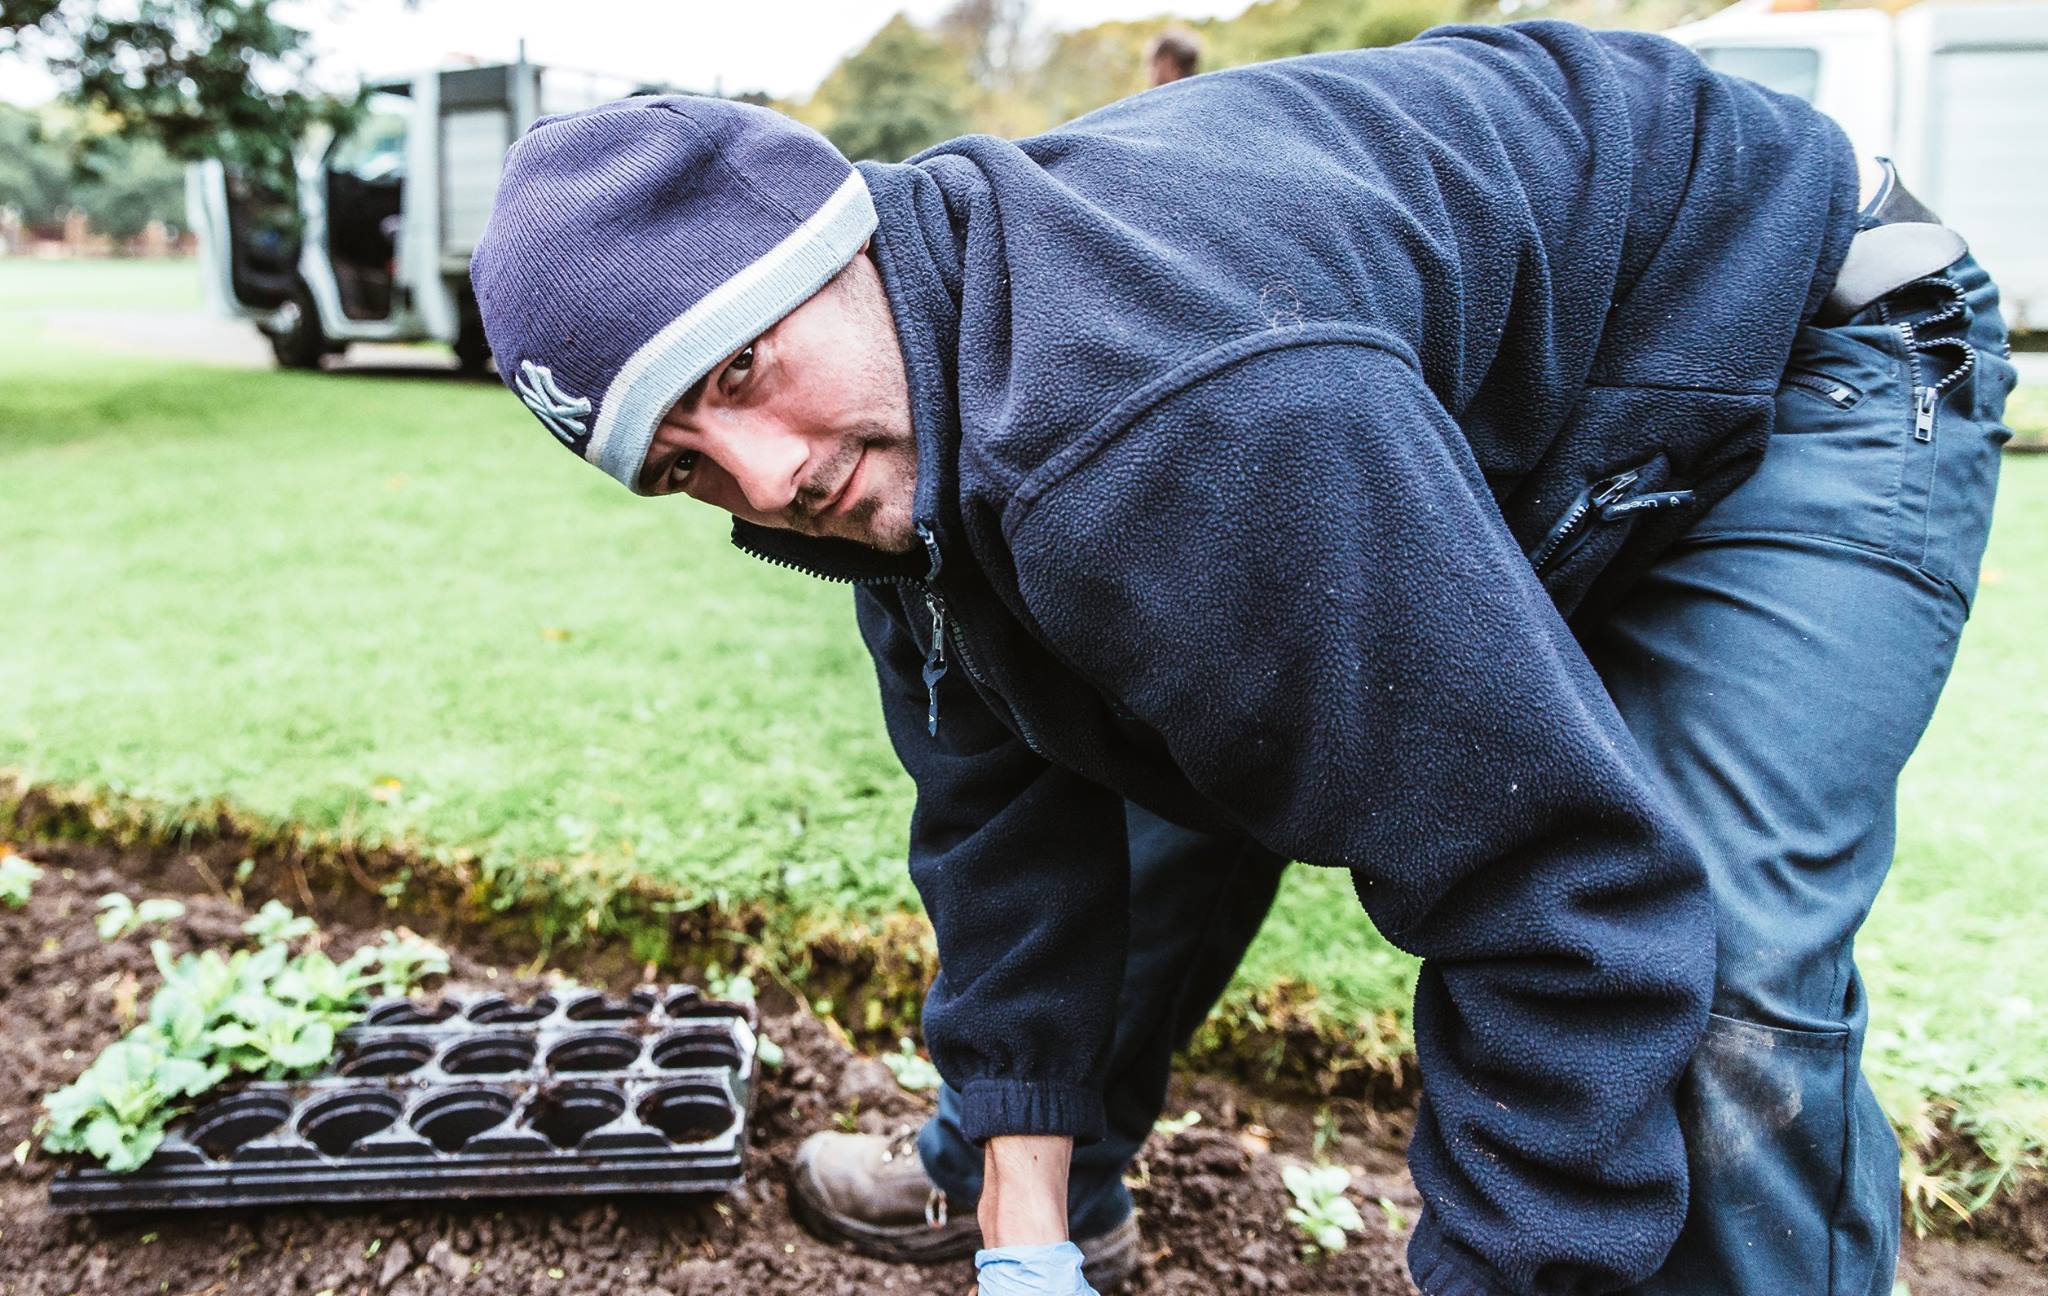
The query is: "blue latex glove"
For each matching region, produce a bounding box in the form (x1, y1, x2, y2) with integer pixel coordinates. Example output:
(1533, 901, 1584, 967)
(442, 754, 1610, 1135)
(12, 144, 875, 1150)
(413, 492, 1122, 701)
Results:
(973, 1241, 1099, 1296)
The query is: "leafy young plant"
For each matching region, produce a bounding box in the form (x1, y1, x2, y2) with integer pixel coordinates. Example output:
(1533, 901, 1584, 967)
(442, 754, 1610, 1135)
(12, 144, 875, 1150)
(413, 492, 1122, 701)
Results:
(1282, 1162, 1366, 1257)
(42, 914, 448, 1172)
(242, 899, 316, 947)
(703, 963, 757, 1006)
(40, 1036, 227, 1173)
(0, 851, 40, 909)
(350, 930, 449, 997)
(882, 1037, 942, 1093)
(95, 892, 187, 940)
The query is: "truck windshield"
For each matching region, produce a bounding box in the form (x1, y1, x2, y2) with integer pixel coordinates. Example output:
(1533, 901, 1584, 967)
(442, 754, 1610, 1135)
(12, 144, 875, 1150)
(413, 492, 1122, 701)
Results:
(1695, 45, 1822, 103)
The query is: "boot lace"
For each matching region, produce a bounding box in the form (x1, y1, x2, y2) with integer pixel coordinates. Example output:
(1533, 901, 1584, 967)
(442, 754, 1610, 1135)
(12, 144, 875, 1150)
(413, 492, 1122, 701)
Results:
(880, 1128, 949, 1228)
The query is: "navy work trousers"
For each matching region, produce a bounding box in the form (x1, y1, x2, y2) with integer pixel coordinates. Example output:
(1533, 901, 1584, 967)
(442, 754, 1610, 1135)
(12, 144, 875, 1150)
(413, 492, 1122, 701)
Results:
(917, 250, 2015, 1294)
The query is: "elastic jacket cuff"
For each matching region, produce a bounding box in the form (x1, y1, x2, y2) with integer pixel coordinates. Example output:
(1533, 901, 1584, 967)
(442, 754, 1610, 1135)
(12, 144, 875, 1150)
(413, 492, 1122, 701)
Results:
(957, 1079, 1107, 1145)
(1408, 1210, 1512, 1296)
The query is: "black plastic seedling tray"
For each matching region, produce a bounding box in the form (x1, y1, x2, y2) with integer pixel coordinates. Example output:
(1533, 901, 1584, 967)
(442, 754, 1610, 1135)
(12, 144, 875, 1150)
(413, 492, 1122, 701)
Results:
(48, 986, 757, 1213)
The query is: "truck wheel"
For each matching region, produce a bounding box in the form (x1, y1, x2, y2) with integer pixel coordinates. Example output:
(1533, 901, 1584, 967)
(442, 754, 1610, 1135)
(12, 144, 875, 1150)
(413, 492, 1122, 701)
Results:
(267, 286, 326, 370)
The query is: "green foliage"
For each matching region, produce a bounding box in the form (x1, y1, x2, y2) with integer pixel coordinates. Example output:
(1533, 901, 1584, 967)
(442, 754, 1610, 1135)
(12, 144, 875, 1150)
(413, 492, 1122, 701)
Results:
(806, 15, 974, 163)
(881, 1037, 941, 1092)
(1153, 1109, 1202, 1138)
(0, 851, 40, 908)
(1282, 1161, 1366, 1256)
(3, 0, 351, 193)
(703, 964, 758, 1007)
(350, 930, 451, 997)
(42, 903, 447, 1172)
(40, 1036, 226, 1173)
(242, 898, 317, 947)
(94, 891, 187, 940)
(0, 104, 187, 240)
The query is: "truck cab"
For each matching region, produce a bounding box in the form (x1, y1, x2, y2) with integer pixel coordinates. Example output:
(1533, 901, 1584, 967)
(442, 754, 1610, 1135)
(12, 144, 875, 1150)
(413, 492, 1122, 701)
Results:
(1670, 0, 2048, 332)
(187, 60, 647, 372)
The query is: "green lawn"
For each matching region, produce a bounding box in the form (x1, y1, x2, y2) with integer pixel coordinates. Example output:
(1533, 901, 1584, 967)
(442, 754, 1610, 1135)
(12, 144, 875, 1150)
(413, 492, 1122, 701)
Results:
(2, 260, 2041, 1214)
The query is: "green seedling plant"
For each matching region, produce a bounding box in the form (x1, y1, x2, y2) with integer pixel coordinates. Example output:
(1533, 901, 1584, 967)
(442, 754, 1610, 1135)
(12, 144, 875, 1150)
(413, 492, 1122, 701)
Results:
(42, 903, 448, 1173)
(1283, 1161, 1366, 1258)
(95, 892, 187, 940)
(703, 963, 757, 1006)
(243, 899, 317, 947)
(351, 929, 450, 996)
(39, 1037, 226, 1173)
(0, 851, 40, 908)
(882, 1037, 941, 1093)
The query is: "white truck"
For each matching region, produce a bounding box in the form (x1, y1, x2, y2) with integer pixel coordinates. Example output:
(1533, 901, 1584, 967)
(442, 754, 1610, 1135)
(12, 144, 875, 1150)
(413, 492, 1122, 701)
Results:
(1670, 0, 2048, 332)
(186, 59, 649, 371)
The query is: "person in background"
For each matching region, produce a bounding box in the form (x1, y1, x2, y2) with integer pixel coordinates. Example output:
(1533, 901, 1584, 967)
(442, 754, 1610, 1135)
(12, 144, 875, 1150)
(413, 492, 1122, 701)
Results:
(1145, 26, 1202, 86)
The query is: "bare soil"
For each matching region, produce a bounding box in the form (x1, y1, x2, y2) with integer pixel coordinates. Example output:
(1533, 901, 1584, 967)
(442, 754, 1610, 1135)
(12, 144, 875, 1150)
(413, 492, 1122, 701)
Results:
(0, 839, 2039, 1296)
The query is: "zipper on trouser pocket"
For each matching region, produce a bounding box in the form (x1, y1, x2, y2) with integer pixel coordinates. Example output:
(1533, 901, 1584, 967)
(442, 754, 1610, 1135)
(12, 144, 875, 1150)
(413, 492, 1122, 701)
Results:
(1881, 275, 1977, 444)
(1781, 369, 1862, 409)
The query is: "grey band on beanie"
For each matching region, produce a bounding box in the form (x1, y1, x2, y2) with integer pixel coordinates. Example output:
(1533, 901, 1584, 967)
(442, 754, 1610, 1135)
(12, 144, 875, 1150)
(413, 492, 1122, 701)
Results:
(585, 172, 876, 490)
(470, 95, 876, 493)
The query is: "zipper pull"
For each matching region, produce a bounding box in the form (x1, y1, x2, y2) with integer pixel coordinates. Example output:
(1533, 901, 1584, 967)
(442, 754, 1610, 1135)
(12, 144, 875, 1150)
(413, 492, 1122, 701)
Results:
(1913, 387, 1937, 442)
(920, 589, 947, 736)
(915, 522, 947, 736)
(1600, 489, 1696, 522)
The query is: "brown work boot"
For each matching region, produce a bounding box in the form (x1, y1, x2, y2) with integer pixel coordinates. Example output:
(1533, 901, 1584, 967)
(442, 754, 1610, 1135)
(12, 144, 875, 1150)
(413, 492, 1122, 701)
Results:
(789, 1128, 1143, 1291)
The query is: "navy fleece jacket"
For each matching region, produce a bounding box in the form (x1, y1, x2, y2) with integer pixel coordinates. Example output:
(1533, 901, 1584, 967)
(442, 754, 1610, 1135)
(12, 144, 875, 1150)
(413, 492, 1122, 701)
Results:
(734, 21, 1859, 1295)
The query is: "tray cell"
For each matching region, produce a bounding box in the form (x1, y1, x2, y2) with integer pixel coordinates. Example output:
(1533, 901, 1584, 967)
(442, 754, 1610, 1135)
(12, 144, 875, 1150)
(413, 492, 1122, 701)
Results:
(649, 1029, 742, 1071)
(337, 1037, 435, 1077)
(301, 1090, 404, 1156)
(563, 990, 659, 1022)
(638, 1082, 734, 1145)
(526, 1083, 627, 1149)
(465, 993, 557, 1024)
(411, 1087, 516, 1153)
(545, 1031, 641, 1073)
(187, 1093, 292, 1159)
(439, 1034, 537, 1075)
(366, 998, 460, 1026)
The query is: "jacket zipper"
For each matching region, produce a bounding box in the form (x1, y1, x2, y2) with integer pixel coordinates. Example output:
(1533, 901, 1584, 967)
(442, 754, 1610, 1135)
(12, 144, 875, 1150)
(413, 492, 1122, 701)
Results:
(1528, 468, 1696, 575)
(731, 522, 1033, 748)
(1529, 471, 1637, 573)
(917, 525, 949, 736)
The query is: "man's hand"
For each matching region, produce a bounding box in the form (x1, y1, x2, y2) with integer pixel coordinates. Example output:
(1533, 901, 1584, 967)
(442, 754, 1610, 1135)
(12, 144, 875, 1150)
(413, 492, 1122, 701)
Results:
(978, 1134, 1071, 1247)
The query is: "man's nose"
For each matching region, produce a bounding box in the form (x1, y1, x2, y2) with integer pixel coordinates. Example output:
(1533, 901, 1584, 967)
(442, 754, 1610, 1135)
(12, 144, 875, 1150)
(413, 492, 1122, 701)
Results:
(704, 418, 808, 516)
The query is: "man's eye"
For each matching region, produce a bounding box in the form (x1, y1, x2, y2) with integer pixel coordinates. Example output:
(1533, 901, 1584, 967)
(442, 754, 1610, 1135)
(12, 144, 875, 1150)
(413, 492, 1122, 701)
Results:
(729, 344, 755, 374)
(667, 449, 700, 491)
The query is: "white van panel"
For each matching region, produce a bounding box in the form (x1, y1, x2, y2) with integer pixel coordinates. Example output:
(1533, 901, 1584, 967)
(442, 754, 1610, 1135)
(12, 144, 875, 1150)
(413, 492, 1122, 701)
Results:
(1924, 47, 2048, 328)
(441, 107, 514, 261)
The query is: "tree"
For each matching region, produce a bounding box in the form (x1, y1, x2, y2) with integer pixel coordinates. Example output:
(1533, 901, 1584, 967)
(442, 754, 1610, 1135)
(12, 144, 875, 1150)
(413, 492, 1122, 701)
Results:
(2, 1, 350, 191)
(0, 105, 69, 228)
(805, 14, 974, 163)
(0, 103, 187, 241)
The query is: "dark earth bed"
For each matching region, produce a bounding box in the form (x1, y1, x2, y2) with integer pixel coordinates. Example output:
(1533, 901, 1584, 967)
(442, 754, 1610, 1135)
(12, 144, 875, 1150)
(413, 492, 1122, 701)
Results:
(1, 840, 2040, 1296)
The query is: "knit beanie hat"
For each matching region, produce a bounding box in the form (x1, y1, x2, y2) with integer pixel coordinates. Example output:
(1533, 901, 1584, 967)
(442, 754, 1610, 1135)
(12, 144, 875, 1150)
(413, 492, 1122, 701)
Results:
(470, 96, 876, 492)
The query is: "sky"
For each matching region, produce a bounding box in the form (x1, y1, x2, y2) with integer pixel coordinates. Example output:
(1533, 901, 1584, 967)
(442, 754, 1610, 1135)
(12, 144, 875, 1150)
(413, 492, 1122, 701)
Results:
(0, 0, 1256, 107)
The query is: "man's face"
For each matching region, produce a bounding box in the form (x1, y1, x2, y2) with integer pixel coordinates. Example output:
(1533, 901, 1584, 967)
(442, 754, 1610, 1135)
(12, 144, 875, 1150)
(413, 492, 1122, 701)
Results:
(637, 249, 918, 553)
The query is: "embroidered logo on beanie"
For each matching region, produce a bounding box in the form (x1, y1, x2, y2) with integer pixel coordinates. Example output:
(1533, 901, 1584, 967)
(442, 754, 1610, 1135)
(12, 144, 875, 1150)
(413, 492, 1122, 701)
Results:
(471, 95, 876, 493)
(514, 361, 592, 452)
